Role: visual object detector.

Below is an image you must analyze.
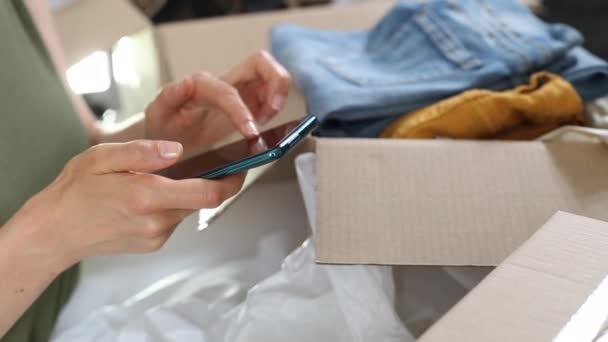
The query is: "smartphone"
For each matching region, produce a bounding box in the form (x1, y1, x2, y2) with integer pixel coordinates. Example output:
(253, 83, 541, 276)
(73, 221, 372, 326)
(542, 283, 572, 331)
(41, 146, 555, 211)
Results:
(164, 115, 318, 180)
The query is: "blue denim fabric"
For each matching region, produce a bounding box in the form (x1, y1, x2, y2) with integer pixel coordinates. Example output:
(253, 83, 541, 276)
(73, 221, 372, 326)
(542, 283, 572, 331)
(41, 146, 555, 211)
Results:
(270, 0, 608, 137)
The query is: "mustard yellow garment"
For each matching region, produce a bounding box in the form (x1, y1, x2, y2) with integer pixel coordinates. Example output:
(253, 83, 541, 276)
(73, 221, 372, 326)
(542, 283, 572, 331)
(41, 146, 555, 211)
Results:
(380, 72, 584, 140)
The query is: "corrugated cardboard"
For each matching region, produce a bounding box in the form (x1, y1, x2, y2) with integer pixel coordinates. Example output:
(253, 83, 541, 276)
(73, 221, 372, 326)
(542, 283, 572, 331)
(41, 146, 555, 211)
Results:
(315, 139, 608, 265)
(418, 211, 608, 342)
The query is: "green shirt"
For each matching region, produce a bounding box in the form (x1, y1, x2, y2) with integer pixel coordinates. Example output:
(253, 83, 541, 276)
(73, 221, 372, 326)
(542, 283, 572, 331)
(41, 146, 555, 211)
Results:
(0, 0, 88, 340)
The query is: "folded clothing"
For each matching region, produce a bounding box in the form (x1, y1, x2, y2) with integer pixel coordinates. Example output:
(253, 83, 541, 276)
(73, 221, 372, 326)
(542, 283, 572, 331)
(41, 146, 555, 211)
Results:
(270, 0, 608, 137)
(379, 72, 584, 140)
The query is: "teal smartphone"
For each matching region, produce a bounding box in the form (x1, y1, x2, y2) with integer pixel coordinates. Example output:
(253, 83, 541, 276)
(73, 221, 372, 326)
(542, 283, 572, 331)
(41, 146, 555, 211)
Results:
(164, 115, 318, 180)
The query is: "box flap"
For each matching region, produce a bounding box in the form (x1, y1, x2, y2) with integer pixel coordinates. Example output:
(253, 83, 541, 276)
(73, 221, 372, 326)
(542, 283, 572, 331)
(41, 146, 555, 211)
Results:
(315, 139, 608, 265)
(418, 212, 608, 341)
(54, 0, 151, 65)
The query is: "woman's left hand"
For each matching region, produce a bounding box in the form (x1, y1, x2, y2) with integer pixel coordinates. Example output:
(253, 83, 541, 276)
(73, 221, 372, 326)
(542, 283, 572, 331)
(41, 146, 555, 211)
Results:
(145, 50, 291, 156)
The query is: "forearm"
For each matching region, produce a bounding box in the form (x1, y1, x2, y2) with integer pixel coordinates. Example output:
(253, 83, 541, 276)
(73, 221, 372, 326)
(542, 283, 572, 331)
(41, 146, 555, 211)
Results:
(0, 206, 72, 337)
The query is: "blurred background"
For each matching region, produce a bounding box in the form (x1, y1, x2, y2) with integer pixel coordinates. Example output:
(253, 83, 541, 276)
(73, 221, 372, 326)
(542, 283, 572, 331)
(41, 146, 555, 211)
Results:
(49, 0, 608, 124)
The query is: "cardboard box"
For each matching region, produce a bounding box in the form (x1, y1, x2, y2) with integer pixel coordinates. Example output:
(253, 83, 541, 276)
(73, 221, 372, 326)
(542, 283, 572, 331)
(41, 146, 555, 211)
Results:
(315, 138, 608, 266)
(419, 211, 608, 342)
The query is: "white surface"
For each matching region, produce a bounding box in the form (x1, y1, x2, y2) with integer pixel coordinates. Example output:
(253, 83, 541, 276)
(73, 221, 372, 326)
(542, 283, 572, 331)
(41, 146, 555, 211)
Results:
(54, 179, 309, 336)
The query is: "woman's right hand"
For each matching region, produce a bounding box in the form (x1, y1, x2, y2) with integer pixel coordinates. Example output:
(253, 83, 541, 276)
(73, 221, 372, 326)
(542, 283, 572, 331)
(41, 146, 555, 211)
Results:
(5, 139, 244, 269)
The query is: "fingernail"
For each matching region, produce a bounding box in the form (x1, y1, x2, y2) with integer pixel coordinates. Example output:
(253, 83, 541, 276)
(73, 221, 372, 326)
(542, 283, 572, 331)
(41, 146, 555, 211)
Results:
(252, 137, 268, 154)
(244, 121, 259, 136)
(271, 95, 286, 111)
(158, 141, 182, 159)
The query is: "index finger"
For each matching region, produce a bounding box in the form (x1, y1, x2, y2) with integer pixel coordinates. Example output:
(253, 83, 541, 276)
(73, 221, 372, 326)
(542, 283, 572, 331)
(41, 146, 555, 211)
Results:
(223, 51, 291, 102)
(224, 51, 291, 116)
(191, 72, 259, 139)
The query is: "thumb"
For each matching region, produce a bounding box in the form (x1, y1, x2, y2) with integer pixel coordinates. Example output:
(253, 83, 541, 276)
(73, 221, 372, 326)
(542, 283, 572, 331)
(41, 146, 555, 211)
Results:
(85, 140, 183, 174)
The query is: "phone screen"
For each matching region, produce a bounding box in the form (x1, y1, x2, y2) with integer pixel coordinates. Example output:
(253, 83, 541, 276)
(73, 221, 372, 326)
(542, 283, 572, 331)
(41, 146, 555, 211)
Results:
(163, 118, 305, 180)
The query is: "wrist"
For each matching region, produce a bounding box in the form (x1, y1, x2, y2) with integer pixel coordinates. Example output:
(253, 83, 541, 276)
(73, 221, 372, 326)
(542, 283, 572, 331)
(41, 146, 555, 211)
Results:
(2, 197, 79, 274)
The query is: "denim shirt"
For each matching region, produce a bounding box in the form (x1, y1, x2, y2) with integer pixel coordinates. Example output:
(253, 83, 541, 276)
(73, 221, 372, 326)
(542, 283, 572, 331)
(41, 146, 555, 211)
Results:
(271, 0, 608, 137)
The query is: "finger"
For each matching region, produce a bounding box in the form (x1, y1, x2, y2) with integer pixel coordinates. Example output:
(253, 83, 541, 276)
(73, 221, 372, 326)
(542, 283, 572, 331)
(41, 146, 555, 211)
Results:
(191, 72, 259, 138)
(237, 82, 264, 118)
(147, 173, 246, 210)
(242, 81, 275, 125)
(247, 136, 268, 154)
(145, 77, 194, 119)
(253, 51, 291, 111)
(82, 140, 183, 174)
(224, 51, 291, 114)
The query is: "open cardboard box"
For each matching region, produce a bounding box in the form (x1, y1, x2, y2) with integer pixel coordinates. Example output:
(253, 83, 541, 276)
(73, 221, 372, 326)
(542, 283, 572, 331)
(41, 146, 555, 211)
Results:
(54, 1, 608, 340)
(314, 136, 608, 265)
(418, 211, 608, 341)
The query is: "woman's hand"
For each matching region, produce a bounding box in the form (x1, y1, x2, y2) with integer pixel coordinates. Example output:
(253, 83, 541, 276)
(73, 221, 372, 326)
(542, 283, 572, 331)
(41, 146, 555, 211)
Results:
(5, 140, 244, 267)
(145, 50, 291, 156)
(222, 50, 292, 124)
